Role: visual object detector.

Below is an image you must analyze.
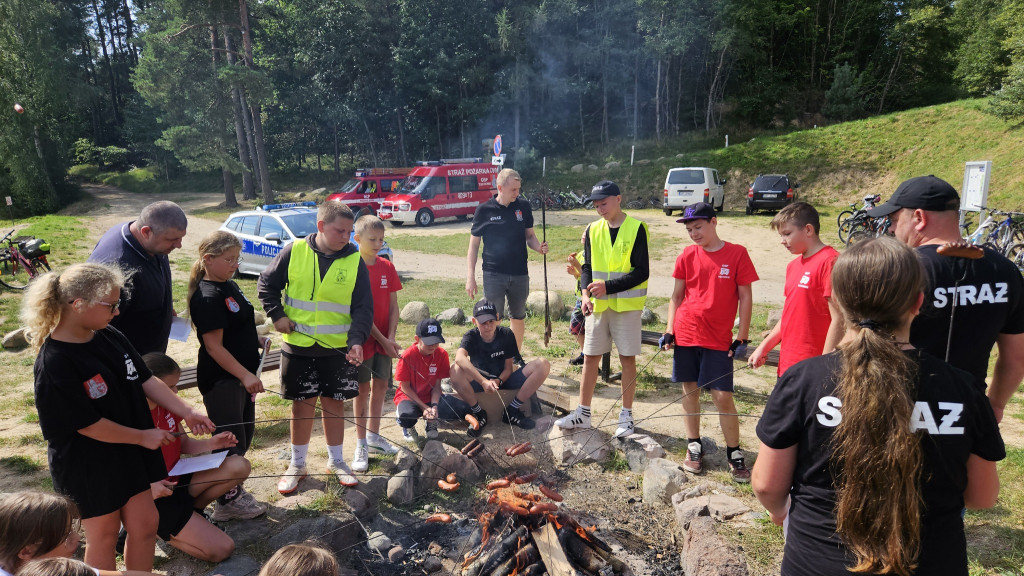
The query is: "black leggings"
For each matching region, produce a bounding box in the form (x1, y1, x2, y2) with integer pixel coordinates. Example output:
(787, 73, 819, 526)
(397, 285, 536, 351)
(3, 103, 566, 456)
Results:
(202, 378, 255, 456)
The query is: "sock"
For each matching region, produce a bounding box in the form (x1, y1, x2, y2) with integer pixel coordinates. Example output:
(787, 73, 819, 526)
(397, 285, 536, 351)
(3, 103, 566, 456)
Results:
(728, 446, 743, 461)
(217, 486, 239, 505)
(687, 438, 702, 449)
(579, 405, 591, 417)
(357, 438, 368, 447)
(509, 398, 523, 410)
(290, 443, 309, 468)
(367, 432, 381, 444)
(620, 407, 632, 417)
(327, 444, 344, 464)
(471, 403, 483, 414)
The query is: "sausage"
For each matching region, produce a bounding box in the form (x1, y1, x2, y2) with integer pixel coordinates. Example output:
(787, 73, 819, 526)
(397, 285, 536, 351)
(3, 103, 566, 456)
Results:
(499, 502, 531, 517)
(529, 503, 558, 515)
(508, 442, 533, 457)
(460, 439, 480, 455)
(437, 479, 460, 492)
(487, 492, 498, 504)
(514, 473, 538, 484)
(505, 442, 528, 457)
(446, 473, 458, 484)
(513, 490, 542, 502)
(465, 414, 480, 431)
(486, 479, 511, 490)
(539, 485, 563, 502)
(937, 242, 985, 260)
(425, 513, 452, 524)
(466, 444, 485, 458)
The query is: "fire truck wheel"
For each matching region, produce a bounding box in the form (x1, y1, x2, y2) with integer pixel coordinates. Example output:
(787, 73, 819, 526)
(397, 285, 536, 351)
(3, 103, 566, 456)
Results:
(416, 209, 435, 227)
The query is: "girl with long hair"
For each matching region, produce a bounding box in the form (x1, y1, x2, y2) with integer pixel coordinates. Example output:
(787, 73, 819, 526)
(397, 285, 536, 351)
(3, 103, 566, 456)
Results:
(24, 263, 215, 572)
(186, 231, 267, 520)
(752, 237, 1003, 576)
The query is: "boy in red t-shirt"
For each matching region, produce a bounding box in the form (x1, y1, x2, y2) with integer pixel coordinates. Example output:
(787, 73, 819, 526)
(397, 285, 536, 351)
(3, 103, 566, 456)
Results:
(661, 202, 758, 483)
(394, 319, 474, 442)
(352, 215, 403, 471)
(749, 202, 843, 376)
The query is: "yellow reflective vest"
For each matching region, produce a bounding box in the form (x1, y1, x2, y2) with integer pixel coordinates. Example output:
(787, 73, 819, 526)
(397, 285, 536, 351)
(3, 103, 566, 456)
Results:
(282, 240, 359, 348)
(589, 216, 648, 313)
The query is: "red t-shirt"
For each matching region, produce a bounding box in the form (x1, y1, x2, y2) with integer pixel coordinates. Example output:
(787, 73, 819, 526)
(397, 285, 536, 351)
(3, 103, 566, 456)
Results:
(393, 345, 450, 406)
(364, 256, 402, 358)
(673, 242, 759, 350)
(150, 405, 182, 480)
(778, 246, 839, 376)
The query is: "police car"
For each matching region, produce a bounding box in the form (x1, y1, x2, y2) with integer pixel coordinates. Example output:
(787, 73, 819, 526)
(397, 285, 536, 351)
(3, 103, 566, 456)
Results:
(219, 202, 393, 276)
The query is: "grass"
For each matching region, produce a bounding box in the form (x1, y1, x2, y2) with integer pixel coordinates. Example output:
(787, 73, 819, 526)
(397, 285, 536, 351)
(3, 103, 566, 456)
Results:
(966, 448, 1024, 574)
(0, 455, 42, 473)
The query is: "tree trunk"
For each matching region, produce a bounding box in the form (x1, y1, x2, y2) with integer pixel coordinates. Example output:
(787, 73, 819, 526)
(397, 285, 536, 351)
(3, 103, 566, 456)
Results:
(395, 109, 407, 166)
(122, 0, 138, 64)
(435, 106, 443, 158)
(655, 59, 662, 141)
(224, 32, 256, 200)
(706, 43, 729, 132)
(33, 125, 59, 207)
(227, 33, 260, 194)
(239, 0, 274, 203)
(90, 0, 121, 126)
(362, 117, 378, 167)
(333, 122, 340, 179)
(222, 165, 237, 207)
(878, 42, 903, 114)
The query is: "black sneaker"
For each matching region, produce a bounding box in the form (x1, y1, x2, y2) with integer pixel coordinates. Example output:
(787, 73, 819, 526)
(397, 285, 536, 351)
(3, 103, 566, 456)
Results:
(729, 451, 751, 483)
(115, 526, 127, 555)
(503, 406, 536, 430)
(569, 353, 584, 366)
(468, 409, 488, 437)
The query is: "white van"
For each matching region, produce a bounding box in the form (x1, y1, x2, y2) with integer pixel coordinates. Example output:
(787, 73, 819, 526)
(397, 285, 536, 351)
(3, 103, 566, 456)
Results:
(662, 167, 726, 216)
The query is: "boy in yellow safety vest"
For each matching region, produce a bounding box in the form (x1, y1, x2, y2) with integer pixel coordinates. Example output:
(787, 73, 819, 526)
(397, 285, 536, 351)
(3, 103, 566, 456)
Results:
(555, 181, 649, 438)
(258, 201, 373, 494)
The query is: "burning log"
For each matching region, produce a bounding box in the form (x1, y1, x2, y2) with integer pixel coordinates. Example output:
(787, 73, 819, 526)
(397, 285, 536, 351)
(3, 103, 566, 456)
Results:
(462, 525, 528, 576)
(521, 563, 547, 576)
(560, 528, 610, 575)
(493, 543, 540, 576)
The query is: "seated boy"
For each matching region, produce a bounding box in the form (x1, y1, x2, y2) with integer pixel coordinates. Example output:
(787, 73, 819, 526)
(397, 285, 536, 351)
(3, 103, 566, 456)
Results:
(449, 299, 551, 434)
(394, 319, 474, 441)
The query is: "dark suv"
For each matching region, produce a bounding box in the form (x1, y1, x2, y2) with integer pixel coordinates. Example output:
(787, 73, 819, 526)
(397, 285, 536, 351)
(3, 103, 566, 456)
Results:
(746, 174, 798, 215)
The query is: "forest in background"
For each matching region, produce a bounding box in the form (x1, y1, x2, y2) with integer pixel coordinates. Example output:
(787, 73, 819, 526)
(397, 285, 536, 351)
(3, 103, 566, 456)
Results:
(4, 0, 1024, 213)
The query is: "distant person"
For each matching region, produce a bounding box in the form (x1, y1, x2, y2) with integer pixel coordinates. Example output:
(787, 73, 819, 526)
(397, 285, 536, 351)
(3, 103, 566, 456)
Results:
(662, 202, 758, 483)
(749, 202, 843, 375)
(565, 228, 589, 366)
(258, 543, 338, 576)
(466, 168, 549, 350)
(88, 201, 187, 355)
(752, 237, 1002, 576)
(868, 175, 1024, 421)
(555, 180, 649, 438)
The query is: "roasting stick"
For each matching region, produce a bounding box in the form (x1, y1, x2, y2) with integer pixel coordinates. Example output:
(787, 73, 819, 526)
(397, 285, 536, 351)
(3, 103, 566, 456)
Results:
(542, 189, 552, 347)
(936, 241, 984, 361)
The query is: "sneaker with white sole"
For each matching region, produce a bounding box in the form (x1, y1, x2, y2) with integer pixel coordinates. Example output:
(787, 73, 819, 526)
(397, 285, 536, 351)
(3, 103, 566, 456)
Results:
(402, 427, 417, 443)
(554, 406, 591, 429)
(351, 444, 369, 472)
(425, 421, 439, 439)
(277, 464, 307, 495)
(367, 435, 399, 455)
(613, 409, 635, 438)
(729, 451, 751, 484)
(211, 492, 267, 521)
(326, 459, 359, 487)
(682, 442, 703, 474)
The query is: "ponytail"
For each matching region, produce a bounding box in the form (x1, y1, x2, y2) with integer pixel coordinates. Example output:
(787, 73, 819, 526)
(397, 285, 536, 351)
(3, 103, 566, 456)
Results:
(21, 263, 125, 352)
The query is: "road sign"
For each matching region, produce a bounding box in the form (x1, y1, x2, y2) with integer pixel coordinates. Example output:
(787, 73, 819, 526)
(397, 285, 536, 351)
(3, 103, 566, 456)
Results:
(493, 135, 502, 157)
(491, 154, 506, 166)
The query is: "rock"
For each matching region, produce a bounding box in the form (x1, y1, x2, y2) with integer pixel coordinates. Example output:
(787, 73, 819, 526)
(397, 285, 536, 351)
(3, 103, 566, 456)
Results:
(256, 323, 272, 336)
(636, 159, 651, 166)
(207, 555, 260, 576)
(526, 291, 567, 319)
(765, 308, 783, 331)
(253, 311, 265, 325)
(423, 556, 443, 573)
(611, 433, 666, 472)
(643, 457, 688, 505)
(435, 308, 466, 325)
(395, 447, 419, 471)
(220, 517, 269, 550)
(418, 440, 452, 488)
(2, 328, 27, 349)
(680, 484, 708, 500)
(268, 515, 361, 553)
(680, 516, 749, 576)
(571, 164, 585, 173)
(547, 425, 610, 465)
(605, 161, 621, 169)
(707, 494, 751, 521)
(366, 531, 392, 554)
(275, 493, 318, 510)
(671, 491, 709, 528)
(676, 153, 686, 158)
(388, 545, 406, 562)
(400, 301, 430, 324)
(342, 489, 375, 519)
(588, 164, 599, 171)
(387, 470, 415, 505)
(360, 476, 388, 502)
(640, 307, 658, 325)
(438, 453, 482, 483)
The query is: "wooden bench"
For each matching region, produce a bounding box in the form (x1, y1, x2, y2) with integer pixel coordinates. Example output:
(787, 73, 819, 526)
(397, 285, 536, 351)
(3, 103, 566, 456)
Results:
(599, 329, 780, 382)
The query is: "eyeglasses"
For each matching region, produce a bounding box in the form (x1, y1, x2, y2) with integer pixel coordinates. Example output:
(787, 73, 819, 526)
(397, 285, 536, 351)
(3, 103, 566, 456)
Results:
(97, 300, 119, 313)
(221, 256, 244, 265)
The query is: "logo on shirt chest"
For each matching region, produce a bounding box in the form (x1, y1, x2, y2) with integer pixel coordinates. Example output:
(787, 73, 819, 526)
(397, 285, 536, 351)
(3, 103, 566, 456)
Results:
(515, 210, 523, 222)
(719, 264, 731, 279)
(798, 271, 811, 289)
(124, 354, 138, 381)
(428, 364, 438, 375)
(225, 297, 240, 313)
(164, 412, 177, 431)
(83, 374, 109, 399)
(490, 216, 502, 222)
(380, 275, 389, 289)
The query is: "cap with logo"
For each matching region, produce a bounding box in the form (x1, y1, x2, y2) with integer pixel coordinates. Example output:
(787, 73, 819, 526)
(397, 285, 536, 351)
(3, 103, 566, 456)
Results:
(866, 175, 960, 217)
(586, 180, 621, 202)
(473, 299, 499, 323)
(676, 201, 717, 223)
(416, 318, 445, 345)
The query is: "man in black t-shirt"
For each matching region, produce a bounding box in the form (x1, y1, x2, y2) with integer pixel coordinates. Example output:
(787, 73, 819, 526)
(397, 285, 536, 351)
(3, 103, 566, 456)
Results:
(869, 175, 1024, 421)
(466, 168, 549, 350)
(448, 299, 551, 431)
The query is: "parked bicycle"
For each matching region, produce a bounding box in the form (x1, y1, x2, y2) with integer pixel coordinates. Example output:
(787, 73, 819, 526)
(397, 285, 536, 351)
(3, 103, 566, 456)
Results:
(625, 195, 661, 210)
(836, 194, 882, 244)
(0, 229, 52, 290)
(844, 215, 892, 246)
(963, 207, 1024, 254)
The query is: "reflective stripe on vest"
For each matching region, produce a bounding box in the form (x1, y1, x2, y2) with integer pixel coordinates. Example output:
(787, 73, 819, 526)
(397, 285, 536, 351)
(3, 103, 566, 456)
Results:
(589, 216, 648, 313)
(282, 240, 358, 348)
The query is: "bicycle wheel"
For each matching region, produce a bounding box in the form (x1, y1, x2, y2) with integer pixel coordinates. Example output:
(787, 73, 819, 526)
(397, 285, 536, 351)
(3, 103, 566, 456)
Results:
(31, 257, 51, 274)
(837, 218, 867, 245)
(625, 199, 645, 210)
(0, 257, 31, 290)
(836, 209, 855, 227)
(845, 229, 875, 247)
(529, 196, 542, 211)
(1006, 243, 1024, 273)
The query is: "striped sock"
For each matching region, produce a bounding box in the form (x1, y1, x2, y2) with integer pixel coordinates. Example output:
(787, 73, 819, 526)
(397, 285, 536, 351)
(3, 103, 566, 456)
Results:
(509, 398, 523, 410)
(579, 405, 591, 417)
(471, 403, 483, 414)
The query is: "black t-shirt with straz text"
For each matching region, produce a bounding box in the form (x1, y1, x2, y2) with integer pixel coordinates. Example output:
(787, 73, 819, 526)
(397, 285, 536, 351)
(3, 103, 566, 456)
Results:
(911, 244, 1024, 386)
(190, 279, 261, 395)
(756, 351, 1004, 576)
(471, 197, 534, 276)
(34, 327, 166, 519)
(460, 325, 520, 378)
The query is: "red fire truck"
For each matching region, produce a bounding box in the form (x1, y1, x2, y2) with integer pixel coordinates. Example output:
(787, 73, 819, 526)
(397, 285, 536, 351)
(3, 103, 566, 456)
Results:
(377, 158, 498, 226)
(326, 167, 412, 215)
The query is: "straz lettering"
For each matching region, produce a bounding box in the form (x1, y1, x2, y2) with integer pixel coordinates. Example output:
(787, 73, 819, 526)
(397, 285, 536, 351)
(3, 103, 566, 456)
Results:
(932, 283, 1008, 308)
(490, 351, 504, 358)
(816, 396, 965, 435)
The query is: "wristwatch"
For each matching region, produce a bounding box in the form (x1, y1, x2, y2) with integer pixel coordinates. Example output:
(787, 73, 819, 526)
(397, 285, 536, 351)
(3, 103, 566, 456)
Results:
(496, 377, 504, 386)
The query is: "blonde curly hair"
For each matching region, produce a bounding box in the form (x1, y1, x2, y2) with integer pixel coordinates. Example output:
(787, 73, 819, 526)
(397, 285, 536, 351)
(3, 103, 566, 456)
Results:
(21, 263, 126, 352)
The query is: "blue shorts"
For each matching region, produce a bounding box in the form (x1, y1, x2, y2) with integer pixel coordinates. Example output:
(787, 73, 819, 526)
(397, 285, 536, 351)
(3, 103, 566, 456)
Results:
(470, 366, 527, 393)
(672, 346, 734, 392)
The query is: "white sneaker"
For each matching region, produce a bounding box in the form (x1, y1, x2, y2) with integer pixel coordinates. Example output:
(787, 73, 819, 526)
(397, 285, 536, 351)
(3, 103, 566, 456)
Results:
(277, 464, 307, 495)
(367, 435, 399, 455)
(351, 445, 369, 472)
(614, 409, 635, 438)
(326, 459, 358, 487)
(555, 406, 591, 429)
(402, 427, 417, 443)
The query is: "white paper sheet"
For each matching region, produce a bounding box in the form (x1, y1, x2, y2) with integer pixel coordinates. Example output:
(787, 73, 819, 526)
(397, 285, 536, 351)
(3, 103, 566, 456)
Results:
(167, 451, 227, 476)
(168, 316, 191, 342)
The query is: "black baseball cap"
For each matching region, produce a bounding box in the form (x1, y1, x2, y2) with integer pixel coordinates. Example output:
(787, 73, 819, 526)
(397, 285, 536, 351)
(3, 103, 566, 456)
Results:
(586, 180, 621, 202)
(473, 299, 498, 323)
(866, 175, 960, 217)
(676, 202, 717, 223)
(416, 318, 445, 345)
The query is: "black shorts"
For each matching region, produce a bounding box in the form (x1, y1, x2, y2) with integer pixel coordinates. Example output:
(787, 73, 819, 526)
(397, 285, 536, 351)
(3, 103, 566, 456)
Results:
(672, 346, 735, 392)
(154, 473, 195, 541)
(281, 350, 360, 401)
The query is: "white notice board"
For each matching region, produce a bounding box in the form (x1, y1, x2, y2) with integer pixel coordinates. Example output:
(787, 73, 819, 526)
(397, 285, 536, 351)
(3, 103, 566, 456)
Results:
(961, 161, 991, 213)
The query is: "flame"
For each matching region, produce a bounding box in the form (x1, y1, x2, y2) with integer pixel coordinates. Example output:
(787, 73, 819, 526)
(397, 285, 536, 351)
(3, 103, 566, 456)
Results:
(576, 526, 590, 541)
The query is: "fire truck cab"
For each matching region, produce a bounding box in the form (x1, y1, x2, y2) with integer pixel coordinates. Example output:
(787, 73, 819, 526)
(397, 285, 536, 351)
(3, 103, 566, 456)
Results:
(326, 167, 412, 215)
(377, 158, 498, 227)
